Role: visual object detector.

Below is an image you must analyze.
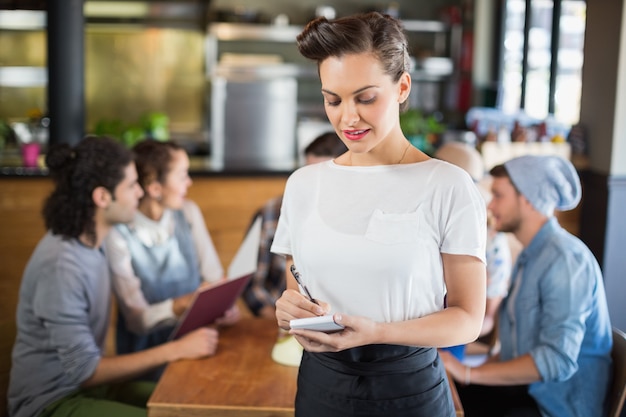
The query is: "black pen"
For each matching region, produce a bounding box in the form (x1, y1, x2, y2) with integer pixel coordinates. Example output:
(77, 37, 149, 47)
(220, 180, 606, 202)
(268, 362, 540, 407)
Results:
(290, 264, 319, 305)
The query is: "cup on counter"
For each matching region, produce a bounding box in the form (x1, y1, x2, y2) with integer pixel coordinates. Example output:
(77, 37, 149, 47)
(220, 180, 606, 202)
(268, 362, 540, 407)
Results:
(21, 142, 41, 168)
(271, 328, 303, 367)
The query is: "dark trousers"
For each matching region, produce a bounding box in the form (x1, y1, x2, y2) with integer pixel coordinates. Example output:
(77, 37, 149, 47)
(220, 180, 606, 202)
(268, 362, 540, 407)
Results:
(40, 381, 155, 417)
(456, 383, 542, 417)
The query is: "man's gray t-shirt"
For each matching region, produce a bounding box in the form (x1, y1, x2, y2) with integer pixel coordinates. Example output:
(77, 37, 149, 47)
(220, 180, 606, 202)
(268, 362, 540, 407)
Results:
(8, 232, 110, 417)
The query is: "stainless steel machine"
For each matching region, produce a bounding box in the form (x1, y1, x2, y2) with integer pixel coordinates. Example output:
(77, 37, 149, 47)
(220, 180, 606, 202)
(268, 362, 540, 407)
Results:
(210, 62, 298, 171)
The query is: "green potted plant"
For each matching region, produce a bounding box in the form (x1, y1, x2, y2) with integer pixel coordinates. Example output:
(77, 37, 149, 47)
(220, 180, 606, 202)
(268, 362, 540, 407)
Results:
(93, 111, 170, 148)
(399, 109, 445, 155)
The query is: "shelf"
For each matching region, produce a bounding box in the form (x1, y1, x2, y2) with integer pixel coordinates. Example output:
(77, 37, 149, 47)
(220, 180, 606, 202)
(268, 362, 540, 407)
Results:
(0, 10, 45, 30)
(207, 20, 455, 43)
(207, 23, 302, 43)
(213, 63, 315, 80)
(0, 67, 46, 87)
(205, 20, 458, 80)
(401, 20, 449, 33)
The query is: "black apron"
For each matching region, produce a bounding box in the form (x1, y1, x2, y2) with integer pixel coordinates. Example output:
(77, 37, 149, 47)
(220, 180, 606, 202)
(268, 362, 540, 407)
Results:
(295, 344, 455, 417)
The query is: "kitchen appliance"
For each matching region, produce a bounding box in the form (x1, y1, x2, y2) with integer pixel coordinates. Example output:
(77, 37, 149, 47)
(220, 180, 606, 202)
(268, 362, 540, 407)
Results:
(210, 57, 298, 171)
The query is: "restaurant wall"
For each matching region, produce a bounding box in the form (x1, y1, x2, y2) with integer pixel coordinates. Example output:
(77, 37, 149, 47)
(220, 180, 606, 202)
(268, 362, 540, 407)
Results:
(604, 2, 626, 333)
(85, 27, 205, 135)
(579, 0, 626, 333)
(579, 0, 621, 177)
(0, 26, 206, 137)
(0, 30, 46, 123)
(612, 2, 626, 177)
(604, 178, 626, 331)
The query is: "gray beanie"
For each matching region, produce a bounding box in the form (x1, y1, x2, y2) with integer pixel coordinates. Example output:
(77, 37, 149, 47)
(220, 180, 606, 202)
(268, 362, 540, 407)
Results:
(504, 155, 581, 216)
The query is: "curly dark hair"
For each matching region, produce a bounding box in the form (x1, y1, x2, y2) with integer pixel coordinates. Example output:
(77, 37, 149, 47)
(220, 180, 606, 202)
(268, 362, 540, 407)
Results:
(43, 136, 133, 244)
(296, 11, 411, 111)
(131, 139, 185, 194)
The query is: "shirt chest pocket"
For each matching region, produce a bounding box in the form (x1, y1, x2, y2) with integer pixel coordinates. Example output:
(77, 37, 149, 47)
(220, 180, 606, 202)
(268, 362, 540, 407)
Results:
(365, 209, 420, 245)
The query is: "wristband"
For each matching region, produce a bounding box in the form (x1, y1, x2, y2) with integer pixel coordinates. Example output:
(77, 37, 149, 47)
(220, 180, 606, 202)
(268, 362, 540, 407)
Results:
(464, 366, 471, 385)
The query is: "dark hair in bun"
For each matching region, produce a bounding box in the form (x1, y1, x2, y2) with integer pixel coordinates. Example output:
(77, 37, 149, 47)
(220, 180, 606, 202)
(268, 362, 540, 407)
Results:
(297, 12, 411, 111)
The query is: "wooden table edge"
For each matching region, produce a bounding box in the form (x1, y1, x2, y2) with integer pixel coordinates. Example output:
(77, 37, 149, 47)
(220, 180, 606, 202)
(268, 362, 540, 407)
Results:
(148, 401, 295, 417)
(447, 371, 464, 417)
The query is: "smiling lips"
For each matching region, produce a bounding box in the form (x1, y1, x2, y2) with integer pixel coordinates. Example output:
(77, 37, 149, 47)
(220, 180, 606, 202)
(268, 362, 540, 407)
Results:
(343, 129, 370, 141)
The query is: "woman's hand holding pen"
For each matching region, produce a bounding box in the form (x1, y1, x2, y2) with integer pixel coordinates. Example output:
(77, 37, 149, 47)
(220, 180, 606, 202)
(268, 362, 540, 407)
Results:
(276, 263, 330, 331)
(275, 289, 328, 331)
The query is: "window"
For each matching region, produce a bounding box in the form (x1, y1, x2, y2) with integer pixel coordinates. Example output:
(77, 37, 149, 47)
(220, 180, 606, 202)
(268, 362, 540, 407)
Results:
(500, 0, 586, 125)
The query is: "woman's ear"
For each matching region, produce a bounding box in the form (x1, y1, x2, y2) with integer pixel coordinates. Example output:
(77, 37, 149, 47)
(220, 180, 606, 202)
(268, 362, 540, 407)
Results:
(92, 186, 112, 209)
(145, 181, 163, 202)
(398, 71, 412, 104)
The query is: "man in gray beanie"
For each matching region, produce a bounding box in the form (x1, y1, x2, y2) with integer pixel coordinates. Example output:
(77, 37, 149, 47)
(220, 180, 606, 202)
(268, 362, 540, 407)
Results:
(440, 155, 613, 417)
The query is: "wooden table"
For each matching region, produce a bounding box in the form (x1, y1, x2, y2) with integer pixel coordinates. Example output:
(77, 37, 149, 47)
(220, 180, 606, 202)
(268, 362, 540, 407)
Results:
(148, 318, 297, 417)
(148, 318, 463, 417)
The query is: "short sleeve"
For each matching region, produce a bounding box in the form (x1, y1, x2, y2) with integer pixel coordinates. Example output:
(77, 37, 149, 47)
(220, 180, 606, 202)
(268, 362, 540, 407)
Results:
(270, 179, 293, 257)
(439, 168, 487, 263)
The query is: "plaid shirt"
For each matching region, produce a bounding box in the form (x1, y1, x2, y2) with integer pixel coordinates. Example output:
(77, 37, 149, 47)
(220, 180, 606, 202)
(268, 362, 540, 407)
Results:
(241, 196, 285, 316)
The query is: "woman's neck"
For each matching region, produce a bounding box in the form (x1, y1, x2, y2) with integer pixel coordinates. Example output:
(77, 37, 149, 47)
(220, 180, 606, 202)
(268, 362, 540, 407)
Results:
(343, 138, 428, 166)
(138, 198, 165, 221)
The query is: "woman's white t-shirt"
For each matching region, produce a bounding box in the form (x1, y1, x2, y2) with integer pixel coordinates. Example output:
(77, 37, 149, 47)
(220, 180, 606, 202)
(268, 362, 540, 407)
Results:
(271, 159, 486, 323)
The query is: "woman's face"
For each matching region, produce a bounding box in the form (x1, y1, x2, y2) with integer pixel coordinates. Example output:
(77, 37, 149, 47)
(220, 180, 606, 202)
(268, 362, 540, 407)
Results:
(319, 52, 409, 158)
(160, 149, 192, 210)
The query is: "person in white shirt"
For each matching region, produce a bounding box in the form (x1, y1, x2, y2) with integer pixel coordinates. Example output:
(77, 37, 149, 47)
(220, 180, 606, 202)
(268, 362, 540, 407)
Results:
(106, 140, 239, 379)
(271, 12, 486, 417)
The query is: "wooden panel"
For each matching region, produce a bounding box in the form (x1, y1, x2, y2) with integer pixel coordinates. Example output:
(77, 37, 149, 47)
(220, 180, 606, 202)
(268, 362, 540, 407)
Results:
(187, 177, 287, 267)
(0, 178, 52, 417)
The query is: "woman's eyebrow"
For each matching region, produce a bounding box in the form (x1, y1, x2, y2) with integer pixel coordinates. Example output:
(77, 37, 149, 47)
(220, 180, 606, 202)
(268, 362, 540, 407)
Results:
(321, 85, 378, 96)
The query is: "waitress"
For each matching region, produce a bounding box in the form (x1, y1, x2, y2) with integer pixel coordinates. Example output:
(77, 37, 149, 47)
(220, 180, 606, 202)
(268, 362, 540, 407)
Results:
(272, 12, 486, 417)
